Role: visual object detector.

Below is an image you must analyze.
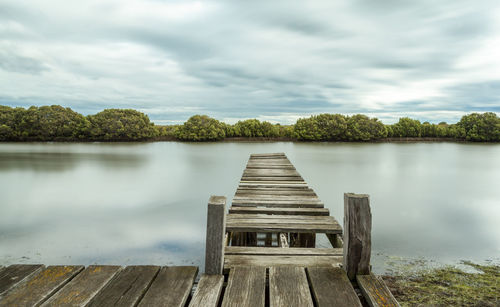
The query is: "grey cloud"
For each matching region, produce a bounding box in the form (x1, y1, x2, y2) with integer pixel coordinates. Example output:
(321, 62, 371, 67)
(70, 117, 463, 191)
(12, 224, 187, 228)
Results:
(0, 0, 499, 123)
(0, 51, 48, 74)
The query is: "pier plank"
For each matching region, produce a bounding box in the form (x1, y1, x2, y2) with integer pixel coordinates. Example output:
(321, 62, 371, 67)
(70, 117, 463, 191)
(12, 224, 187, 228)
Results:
(0, 264, 43, 295)
(138, 266, 197, 307)
(225, 247, 342, 256)
(225, 255, 342, 268)
(42, 265, 121, 307)
(307, 267, 362, 307)
(233, 195, 319, 201)
(0, 265, 84, 307)
(222, 266, 265, 307)
(269, 267, 314, 307)
(241, 177, 304, 181)
(357, 274, 400, 307)
(87, 266, 159, 307)
(188, 274, 224, 307)
(229, 207, 329, 216)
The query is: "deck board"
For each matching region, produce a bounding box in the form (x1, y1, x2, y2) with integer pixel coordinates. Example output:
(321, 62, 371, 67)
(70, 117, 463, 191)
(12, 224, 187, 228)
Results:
(87, 265, 160, 307)
(137, 266, 197, 307)
(221, 266, 265, 307)
(0, 264, 43, 295)
(269, 267, 314, 307)
(41, 265, 121, 307)
(307, 267, 362, 307)
(357, 274, 401, 307)
(188, 274, 224, 307)
(0, 265, 84, 307)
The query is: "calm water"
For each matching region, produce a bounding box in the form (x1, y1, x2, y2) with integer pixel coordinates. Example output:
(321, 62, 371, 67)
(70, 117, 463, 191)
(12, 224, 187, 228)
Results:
(1, 142, 499, 273)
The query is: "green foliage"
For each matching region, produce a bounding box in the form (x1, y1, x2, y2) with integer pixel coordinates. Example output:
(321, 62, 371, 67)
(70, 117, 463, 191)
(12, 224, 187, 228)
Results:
(233, 119, 280, 137)
(346, 115, 387, 141)
(294, 114, 348, 141)
(391, 117, 422, 137)
(1, 105, 499, 142)
(87, 109, 157, 141)
(175, 115, 226, 141)
(456, 112, 500, 141)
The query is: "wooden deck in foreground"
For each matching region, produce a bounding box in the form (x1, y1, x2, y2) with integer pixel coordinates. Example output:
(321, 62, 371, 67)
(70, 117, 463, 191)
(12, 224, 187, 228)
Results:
(0, 153, 399, 307)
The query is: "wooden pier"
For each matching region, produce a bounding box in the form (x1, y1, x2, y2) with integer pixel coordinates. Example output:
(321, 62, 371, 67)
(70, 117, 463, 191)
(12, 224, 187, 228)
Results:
(0, 153, 399, 307)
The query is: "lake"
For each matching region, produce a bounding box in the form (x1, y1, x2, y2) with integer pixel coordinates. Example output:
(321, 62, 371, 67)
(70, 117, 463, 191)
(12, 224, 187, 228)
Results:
(0, 142, 499, 273)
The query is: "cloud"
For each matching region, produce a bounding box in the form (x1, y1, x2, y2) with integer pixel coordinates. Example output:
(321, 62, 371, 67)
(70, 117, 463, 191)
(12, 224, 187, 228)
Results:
(0, 0, 499, 124)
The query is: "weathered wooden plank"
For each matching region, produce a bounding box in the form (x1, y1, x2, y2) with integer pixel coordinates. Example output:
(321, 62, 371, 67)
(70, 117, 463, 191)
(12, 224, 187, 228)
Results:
(87, 266, 160, 307)
(241, 176, 304, 181)
(307, 267, 362, 307)
(0, 265, 84, 307)
(224, 255, 342, 269)
(233, 195, 319, 201)
(269, 267, 313, 307)
(250, 153, 285, 157)
(357, 274, 400, 307)
(229, 207, 329, 216)
(0, 264, 43, 295)
(221, 266, 265, 307)
(344, 193, 372, 280)
(225, 247, 342, 256)
(235, 189, 316, 196)
(188, 274, 224, 307)
(232, 199, 323, 206)
(226, 223, 341, 234)
(138, 266, 198, 307)
(231, 203, 323, 208)
(205, 196, 226, 275)
(238, 183, 308, 188)
(246, 163, 295, 170)
(227, 214, 335, 221)
(243, 170, 301, 177)
(42, 265, 121, 307)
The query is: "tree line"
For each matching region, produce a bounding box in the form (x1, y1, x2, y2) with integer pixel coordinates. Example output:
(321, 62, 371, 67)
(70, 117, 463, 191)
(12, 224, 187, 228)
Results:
(1, 105, 499, 142)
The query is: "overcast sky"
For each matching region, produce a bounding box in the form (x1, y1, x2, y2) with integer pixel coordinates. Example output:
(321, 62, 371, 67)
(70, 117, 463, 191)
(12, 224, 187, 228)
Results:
(1, 0, 499, 124)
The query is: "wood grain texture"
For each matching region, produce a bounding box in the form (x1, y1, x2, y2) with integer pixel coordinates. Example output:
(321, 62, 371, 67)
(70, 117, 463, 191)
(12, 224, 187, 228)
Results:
(269, 267, 313, 307)
(343, 193, 372, 280)
(188, 274, 224, 307)
(87, 266, 160, 307)
(221, 266, 265, 307)
(307, 267, 362, 307)
(224, 255, 342, 269)
(225, 247, 342, 256)
(357, 274, 400, 307)
(205, 196, 226, 274)
(41, 265, 121, 307)
(0, 264, 43, 295)
(229, 207, 329, 216)
(0, 265, 84, 307)
(138, 266, 198, 307)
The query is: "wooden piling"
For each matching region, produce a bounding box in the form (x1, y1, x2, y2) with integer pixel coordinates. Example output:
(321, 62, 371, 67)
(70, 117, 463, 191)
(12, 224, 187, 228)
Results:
(343, 193, 372, 280)
(205, 196, 226, 275)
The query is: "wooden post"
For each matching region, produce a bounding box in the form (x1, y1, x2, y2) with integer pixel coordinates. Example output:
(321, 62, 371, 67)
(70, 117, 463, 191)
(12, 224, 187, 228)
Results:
(343, 193, 371, 280)
(205, 196, 226, 275)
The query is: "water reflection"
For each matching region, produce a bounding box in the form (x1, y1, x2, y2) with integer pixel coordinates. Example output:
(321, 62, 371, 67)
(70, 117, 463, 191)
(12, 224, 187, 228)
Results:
(0, 142, 499, 273)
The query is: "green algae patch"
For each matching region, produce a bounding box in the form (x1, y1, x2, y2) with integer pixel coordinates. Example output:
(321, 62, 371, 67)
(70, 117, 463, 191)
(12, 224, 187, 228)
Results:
(382, 262, 499, 306)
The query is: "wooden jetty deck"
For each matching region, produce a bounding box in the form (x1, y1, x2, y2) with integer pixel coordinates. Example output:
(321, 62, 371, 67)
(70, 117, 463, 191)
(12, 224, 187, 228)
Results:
(0, 153, 399, 307)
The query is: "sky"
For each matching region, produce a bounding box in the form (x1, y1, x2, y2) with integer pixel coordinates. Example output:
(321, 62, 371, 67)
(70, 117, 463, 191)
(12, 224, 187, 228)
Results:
(1, 0, 500, 124)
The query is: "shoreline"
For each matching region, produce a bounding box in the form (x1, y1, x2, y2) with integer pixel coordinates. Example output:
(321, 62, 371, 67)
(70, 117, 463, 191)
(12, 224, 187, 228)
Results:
(0, 137, 494, 143)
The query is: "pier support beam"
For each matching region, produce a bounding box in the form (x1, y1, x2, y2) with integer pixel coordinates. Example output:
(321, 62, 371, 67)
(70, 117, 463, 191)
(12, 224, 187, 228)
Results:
(343, 193, 371, 280)
(205, 196, 226, 275)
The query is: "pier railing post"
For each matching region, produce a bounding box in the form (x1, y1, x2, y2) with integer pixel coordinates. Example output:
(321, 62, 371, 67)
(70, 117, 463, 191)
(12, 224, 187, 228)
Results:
(205, 195, 226, 275)
(343, 193, 372, 280)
